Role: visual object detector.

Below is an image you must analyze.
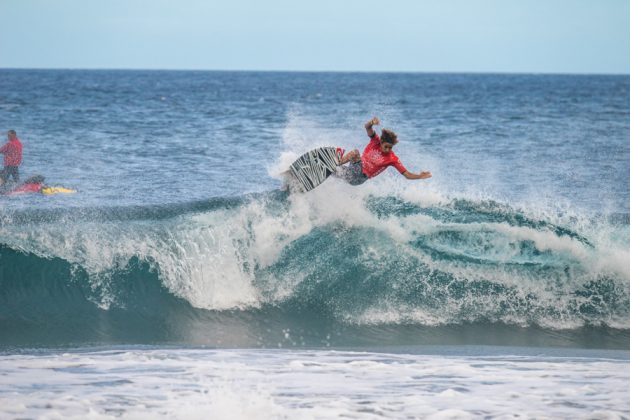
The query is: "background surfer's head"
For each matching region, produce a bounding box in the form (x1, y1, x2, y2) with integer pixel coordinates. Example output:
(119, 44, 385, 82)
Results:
(380, 129, 398, 153)
(7, 130, 16, 140)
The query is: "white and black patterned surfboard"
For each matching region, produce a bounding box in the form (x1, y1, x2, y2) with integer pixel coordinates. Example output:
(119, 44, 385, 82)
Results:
(288, 147, 341, 192)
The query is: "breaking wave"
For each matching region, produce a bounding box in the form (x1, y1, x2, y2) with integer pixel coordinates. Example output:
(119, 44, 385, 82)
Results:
(1, 182, 629, 348)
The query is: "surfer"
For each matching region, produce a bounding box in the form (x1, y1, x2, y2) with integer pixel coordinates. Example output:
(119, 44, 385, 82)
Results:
(336, 117, 431, 185)
(0, 130, 23, 186)
(0, 174, 76, 196)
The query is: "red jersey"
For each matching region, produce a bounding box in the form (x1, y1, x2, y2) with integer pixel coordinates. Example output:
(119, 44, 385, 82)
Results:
(361, 134, 407, 178)
(6, 182, 42, 195)
(0, 138, 23, 167)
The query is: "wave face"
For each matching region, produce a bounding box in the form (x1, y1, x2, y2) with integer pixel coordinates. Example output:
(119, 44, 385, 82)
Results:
(1, 184, 630, 349)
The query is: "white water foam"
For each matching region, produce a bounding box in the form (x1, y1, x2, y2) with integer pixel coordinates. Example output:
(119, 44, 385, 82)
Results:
(1, 348, 629, 419)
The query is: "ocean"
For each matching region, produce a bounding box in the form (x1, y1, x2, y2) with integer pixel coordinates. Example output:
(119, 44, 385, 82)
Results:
(1, 69, 629, 418)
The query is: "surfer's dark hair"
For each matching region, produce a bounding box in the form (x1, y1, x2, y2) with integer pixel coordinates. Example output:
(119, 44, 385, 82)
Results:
(381, 129, 398, 145)
(25, 175, 45, 184)
(8, 129, 16, 136)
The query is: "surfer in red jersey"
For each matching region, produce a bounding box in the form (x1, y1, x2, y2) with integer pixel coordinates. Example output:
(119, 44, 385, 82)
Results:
(0, 129, 23, 185)
(336, 117, 432, 185)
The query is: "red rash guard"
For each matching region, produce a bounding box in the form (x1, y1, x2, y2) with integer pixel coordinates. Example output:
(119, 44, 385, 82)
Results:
(0, 138, 23, 167)
(7, 183, 41, 195)
(361, 134, 406, 178)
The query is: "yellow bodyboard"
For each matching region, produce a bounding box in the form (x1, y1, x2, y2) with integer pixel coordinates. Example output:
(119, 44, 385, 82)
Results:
(41, 186, 77, 195)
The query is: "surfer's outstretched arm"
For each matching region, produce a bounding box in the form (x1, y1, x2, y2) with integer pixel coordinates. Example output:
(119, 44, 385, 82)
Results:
(402, 170, 432, 180)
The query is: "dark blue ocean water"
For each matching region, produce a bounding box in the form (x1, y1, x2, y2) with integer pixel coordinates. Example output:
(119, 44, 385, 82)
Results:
(1, 70, 628, 209)
(1, 70, 629, 350)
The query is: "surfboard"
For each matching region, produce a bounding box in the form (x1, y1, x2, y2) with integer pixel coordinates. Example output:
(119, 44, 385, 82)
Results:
(41, 186, 77, 195)
(285, 146, 341, 192)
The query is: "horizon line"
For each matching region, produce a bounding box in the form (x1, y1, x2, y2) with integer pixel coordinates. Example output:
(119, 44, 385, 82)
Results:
(1, 66, 629, 77)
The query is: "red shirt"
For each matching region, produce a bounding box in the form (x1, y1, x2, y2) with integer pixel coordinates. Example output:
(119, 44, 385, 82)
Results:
(361, 134, 407, 178)
(6, 183, 41, 195)
(0, 138, 23, 167)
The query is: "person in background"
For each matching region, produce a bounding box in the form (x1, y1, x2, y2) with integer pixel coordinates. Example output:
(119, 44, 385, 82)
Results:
(0, 130, 23, 185)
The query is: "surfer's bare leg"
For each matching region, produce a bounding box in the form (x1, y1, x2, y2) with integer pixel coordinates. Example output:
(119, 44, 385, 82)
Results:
(339, 149, 360, 165)
(334, 149, 369, 185)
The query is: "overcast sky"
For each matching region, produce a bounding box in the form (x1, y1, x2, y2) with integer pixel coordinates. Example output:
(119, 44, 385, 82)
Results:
(1, 0, 629, 73)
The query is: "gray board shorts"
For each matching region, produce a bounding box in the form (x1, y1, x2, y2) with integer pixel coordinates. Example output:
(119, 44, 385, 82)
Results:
(337, 161, 369, 186)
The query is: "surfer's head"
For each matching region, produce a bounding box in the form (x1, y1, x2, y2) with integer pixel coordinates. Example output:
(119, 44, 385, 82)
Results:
(380, 129, 398, 153)
(7, 130, 16, 140)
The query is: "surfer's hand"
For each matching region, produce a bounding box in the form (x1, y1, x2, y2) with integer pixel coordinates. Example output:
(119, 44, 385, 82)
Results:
(365, 117, 379, 128)
(403, 170, 432, 180)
